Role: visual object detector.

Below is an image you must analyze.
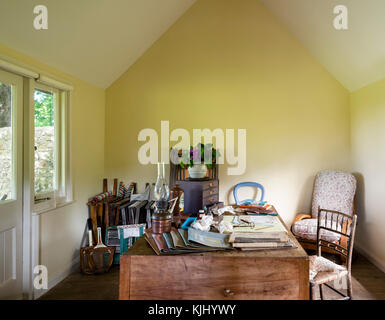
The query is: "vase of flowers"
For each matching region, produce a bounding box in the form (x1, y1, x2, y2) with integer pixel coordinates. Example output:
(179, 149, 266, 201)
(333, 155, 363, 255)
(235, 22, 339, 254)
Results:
(180, 143, 220, 179)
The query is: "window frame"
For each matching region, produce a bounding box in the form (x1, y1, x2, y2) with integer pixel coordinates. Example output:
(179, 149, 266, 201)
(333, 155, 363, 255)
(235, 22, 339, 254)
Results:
(32, 81, 72, 213)
(0, 70, 22, 204)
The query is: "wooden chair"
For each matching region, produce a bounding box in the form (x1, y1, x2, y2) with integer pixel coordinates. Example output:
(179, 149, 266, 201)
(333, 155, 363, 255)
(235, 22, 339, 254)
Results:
(309, 207, 357, 300)
(233, 182, 265, 205)
(291, 170, 356, 260)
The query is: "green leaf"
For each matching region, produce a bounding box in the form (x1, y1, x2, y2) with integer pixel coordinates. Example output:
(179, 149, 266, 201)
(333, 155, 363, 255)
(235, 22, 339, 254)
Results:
(34, 90, 54, 127)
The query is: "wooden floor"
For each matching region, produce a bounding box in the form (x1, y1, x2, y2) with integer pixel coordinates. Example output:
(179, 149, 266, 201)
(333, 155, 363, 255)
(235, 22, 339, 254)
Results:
(313, 253, 385, 300)
(39, 253, 385, 300)
(39, 265, 120, 300)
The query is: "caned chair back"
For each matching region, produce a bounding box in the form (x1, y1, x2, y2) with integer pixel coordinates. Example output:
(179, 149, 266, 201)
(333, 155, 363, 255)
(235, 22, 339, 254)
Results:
(311, 170, 356, 218)
(316, 207, 357, 271)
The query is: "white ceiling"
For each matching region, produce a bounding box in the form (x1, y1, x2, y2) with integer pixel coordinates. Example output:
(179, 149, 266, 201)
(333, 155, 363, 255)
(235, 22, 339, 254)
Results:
(1, 0, 385, 92)
(0, 0, 195, 88)
(260, 0, 385, 92)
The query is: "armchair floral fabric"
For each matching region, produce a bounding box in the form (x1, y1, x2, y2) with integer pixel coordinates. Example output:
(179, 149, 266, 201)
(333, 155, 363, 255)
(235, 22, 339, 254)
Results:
(311, 170, 356, 218)
(292, 170, 356, 241)
(292, 218, 340, 242)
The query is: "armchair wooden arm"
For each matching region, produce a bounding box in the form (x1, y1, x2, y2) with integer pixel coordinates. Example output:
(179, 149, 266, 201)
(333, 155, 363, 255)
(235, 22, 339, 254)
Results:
(292, 213, 312, 224)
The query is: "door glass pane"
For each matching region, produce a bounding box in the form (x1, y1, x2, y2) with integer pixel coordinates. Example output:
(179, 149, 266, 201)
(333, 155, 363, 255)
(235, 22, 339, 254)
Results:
(0, 82, 13, 201)
(34, 89, 55, 195)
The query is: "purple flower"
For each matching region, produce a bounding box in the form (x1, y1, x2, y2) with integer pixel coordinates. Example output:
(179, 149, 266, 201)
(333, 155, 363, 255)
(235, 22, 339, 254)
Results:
(192, 148, 201, 161)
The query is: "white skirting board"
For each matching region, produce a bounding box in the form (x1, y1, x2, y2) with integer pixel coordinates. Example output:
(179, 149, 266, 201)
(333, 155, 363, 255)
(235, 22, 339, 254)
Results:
(31, 213, 80, 300)
(354, 241, 385, 274)
(32, 257, 80, 300)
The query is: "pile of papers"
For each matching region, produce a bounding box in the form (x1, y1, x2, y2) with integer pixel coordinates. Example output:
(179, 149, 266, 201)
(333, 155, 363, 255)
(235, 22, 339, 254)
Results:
(143, 210, 297, 255)
(223, 215, 297, 251)
(144, 227, 231, 255)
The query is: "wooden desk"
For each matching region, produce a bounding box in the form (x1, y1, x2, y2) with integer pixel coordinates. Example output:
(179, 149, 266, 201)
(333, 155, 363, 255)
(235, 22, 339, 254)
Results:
(119, 214, 309, 300)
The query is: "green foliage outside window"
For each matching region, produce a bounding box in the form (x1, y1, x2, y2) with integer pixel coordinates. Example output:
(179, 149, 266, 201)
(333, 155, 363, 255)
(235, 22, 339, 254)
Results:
(0, 82, 11, 128)
(1, 86, 54, 128)
(34, 89, 55, 194)
(34, 90, 54, 127)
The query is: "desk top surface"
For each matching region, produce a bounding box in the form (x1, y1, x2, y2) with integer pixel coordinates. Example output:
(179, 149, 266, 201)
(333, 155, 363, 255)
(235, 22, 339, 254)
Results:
(123, 210, 308, 259)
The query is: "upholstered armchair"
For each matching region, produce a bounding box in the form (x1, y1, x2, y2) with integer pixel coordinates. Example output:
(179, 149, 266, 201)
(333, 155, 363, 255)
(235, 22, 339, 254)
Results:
(291, 170, 357, 257)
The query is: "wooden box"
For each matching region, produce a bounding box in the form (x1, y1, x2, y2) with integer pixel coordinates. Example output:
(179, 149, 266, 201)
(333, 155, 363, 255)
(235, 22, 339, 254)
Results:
(176, 179, 219, 215)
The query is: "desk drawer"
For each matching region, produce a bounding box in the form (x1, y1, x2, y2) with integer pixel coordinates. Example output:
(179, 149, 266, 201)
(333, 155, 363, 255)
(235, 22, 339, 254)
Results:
(202, 186, 218, 198)
(202, 194, 219, 207)
(202, 180, 218, 191)
(125, 256, 308, 300)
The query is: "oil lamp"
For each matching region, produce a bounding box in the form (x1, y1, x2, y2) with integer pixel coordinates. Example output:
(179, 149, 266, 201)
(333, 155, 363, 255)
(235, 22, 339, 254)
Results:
(152, 162, 172, 233)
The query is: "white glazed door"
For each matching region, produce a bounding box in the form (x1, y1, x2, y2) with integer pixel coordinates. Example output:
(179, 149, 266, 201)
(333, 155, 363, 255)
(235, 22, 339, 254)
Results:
(0, 69, 23, 299)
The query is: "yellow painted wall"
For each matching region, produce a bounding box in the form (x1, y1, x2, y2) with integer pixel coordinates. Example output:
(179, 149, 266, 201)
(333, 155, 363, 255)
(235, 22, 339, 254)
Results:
(5, 0, 385, 295)
(105, 0, 351, 224)
(351, 79, 385, 272)
(0, 43, 106, 285)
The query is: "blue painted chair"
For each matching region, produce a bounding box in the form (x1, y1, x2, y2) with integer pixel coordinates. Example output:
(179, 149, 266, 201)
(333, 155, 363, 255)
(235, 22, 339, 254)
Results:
(233, 182, 265, 205)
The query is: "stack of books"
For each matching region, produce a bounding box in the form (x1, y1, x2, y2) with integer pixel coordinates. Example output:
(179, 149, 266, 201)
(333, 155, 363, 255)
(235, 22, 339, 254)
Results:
(224, 215, 297, 251)
(229, 231, 296, 250)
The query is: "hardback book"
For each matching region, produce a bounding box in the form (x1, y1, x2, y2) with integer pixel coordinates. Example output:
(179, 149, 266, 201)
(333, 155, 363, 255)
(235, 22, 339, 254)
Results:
(238, 239, 297, 251)
(229, 232, 288, 243)
(232, 241, 293, 248)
